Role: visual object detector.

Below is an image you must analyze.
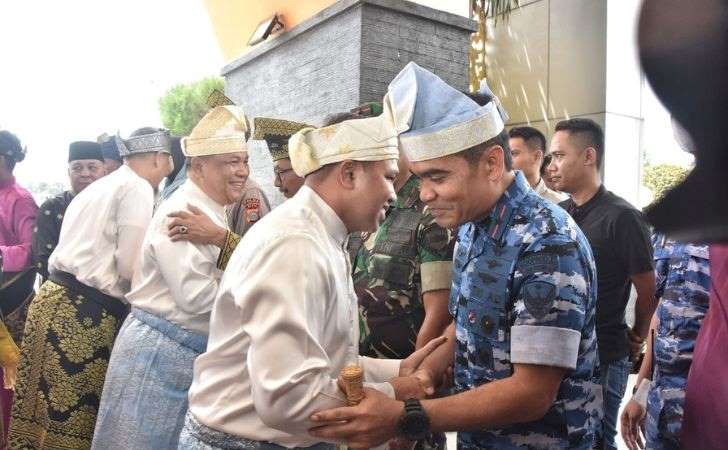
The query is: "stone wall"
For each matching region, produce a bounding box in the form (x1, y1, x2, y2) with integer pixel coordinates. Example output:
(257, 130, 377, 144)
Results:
(222, 0, 476, 207)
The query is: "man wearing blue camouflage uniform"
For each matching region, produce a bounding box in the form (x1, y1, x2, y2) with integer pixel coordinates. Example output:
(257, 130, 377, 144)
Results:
(310, 63, 602, 450)
(620, 234, 710, 450)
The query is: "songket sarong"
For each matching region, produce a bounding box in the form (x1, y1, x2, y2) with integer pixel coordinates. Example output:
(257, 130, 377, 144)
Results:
(8, 272, 128, 450)
(177, 413, 336, 450)
(91, 308, 207, 449)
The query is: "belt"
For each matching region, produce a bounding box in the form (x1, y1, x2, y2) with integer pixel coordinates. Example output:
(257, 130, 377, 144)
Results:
(49, 270, 128, 320)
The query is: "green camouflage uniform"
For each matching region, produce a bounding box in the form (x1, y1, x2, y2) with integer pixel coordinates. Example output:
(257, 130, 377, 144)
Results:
(350, 175, 455, 359)
(349, 175, 454, 450)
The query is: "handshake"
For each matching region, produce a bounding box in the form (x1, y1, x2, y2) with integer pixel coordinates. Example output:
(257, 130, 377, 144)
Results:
(321, 335, 451, 449)
(337, 335, 451, 403)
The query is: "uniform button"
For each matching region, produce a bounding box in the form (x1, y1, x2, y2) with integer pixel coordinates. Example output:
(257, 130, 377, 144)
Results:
(481, 316, 494, 334)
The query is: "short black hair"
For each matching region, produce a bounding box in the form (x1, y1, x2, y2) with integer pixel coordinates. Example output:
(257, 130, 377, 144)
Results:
(321, 112, 358, 127)
(554, 118, 604, 169)
(130, 127, 165, 137)
(540, 153, 552, 176)
(465, 92, 492, 106)
(321, 102, 382, 127)
(0, 130, 24, 171)
(508, 126, 546, 153)
(461, 129, 512, 171)
(460, 91, 512, 170)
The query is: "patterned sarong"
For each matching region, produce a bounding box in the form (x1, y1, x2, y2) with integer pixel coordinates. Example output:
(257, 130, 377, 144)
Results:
(91, 308, 207, 449)
(9, 275, 127, 450)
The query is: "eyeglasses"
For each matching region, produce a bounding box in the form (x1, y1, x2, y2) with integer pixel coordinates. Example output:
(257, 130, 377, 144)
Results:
(70, 163, 103, 174)
(274, 167, 294, 180)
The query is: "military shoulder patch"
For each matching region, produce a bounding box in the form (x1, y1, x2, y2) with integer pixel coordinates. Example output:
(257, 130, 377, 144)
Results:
(517, 253, 558, 276)
(522, 281, 556, 320)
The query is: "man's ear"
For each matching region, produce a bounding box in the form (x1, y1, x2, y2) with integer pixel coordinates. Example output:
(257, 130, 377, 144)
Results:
(583, 147, 598, 167)
(484, 145, 506, 181)
(337, 160, 358, 190)
(535, 149, 544, 165)
(188, 156, 202, 175)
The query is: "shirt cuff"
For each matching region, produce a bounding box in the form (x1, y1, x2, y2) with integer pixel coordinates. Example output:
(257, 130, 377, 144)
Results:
(511, 325, 581, 369)
(632, 379, 651, 408)
(359, 356, 401, 383)
(216, 231, 241, 271)
(420, 261, 453, 293)
(364, 381, 395, 399)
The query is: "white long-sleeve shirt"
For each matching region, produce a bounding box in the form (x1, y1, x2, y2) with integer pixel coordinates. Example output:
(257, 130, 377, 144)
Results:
(50, 165, 153, 299)
(126, 180, 226, 334)
(187, 185, 400, 447)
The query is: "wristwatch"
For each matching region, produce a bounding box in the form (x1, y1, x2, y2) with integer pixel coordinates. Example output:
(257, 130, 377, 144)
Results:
(398, 399, 430, 441)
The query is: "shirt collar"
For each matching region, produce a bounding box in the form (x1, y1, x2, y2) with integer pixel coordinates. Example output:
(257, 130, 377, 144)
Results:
(534, 177, 547, 194)
(182, 179, 227, 223)
(0, 176, 16, 191)
(297, 185, 349, 247)
(567, 184, 606, 218)
(472, 170, 530, 241)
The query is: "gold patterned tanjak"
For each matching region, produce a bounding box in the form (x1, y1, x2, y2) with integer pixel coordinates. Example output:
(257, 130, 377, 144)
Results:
(207, 89, 234, 108)
(340, 364, 364, 406)
(182, 106, 249, 157)
(253, 117, 312, 162)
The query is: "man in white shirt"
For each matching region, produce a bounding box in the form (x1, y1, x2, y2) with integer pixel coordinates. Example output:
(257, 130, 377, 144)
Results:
(508, 126, 568, 204)
(9, 128, 173, 450)
(90, 106, 250, 449)
(178, 109, 442, 450)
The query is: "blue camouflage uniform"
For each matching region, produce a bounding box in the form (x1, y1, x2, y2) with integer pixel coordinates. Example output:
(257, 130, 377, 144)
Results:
(451, 171, 602, 449)
(646, 234, 710, 450)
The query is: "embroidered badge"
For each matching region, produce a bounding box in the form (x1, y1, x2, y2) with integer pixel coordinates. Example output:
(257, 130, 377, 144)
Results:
(517, 253, 558, 276)
(523, 281, 556, 319)
(244, 198, 261, 223)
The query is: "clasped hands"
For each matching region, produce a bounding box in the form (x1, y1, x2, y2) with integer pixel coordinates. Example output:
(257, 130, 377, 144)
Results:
(309, 336, 450, 449)
(388, 335, 449, 401)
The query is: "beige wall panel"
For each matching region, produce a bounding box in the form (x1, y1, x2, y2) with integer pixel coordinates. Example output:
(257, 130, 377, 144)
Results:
(548, 0, 607, 118)
(486, 0, 549, 125)
(508, 113, 604, 142)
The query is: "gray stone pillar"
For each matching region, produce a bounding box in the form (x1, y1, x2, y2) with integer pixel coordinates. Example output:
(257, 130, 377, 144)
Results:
(222, 0, 476, 207)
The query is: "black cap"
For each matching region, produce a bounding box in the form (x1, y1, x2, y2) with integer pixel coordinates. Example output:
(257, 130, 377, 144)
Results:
(68, 141, 103, 163)
(99, 137, 122, 162)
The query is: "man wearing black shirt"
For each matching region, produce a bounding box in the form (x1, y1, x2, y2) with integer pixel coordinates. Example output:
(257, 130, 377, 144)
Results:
(547, 118, 656, 450)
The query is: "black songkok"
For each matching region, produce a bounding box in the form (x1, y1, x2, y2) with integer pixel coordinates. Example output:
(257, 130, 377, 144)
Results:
(68, 141, 103, 162)
(100, 137, 122, 162)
